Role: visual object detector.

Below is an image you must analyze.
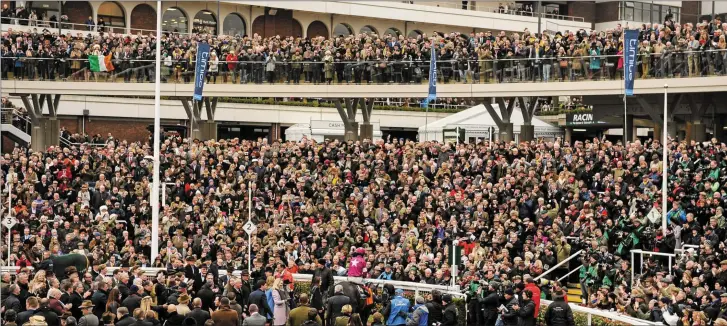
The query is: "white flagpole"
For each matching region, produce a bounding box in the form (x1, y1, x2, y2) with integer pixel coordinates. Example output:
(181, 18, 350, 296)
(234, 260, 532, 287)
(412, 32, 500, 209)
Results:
(248, 181, 252, 275)
(151, 0, 162, 262)
(662, 84, 668, 233)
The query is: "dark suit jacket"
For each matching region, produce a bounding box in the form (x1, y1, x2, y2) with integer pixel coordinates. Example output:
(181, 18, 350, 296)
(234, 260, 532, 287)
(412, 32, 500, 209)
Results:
(121, 294, 142, 313)
(185, 265, 203, 293)
(325, 294, 350, 323)
(115, 315, 136, 326)
(247, 289, 271, 319)
(17, 309, 38, 326)
(187, 308, 211, 326)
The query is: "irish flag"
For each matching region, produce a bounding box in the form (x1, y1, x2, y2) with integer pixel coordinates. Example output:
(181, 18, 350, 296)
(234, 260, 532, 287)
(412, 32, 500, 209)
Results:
(89, 54, 114, 72)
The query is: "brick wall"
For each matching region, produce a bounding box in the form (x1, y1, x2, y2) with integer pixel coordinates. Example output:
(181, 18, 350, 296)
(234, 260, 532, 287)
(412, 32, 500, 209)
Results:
(130, 4, 156, 33)
(252, 9, 303, 38)
(567, 1, 595, 29)
(63, 1, 93, 25)
(595, 2, 619, 25)
(60, 118, 151, 143)
(681, 1, 701, 25)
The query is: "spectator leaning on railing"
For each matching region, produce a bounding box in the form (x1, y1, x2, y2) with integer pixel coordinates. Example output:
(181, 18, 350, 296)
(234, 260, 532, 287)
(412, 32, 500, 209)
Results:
(3, 18, 727, 84)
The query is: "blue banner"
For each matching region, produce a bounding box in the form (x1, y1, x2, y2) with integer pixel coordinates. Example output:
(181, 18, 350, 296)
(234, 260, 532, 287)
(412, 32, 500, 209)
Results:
(193, 43, 211, 101)
(623, 29, 638, 96)
(422, 45, 437, 108)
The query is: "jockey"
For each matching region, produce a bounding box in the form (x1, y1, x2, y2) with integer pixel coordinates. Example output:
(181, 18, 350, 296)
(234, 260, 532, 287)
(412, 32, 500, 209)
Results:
(347, 247, 367, 278)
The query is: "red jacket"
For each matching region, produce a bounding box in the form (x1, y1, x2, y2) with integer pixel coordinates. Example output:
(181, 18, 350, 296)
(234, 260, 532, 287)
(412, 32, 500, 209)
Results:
(524, 282, 541, 317)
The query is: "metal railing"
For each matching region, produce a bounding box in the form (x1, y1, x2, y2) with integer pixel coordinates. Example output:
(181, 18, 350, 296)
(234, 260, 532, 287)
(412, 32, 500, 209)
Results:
(540, 298, 662, 325)
(408, 2, 585, 22)
(1, 17, 158, 35)
(3, 49, 727, 85)
(0, 265, 661, 325)
(630, 249, 676, 289)
(557, 264, 583, 283)
(1, 108, 31, 134)
(534, 249, 582, 281)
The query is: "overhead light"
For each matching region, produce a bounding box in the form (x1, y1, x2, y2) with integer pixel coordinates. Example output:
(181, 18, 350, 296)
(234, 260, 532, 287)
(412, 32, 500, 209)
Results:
(168, 8, 177, 11)
(574, 129, 587, 132)
(269, 9, 278, 15)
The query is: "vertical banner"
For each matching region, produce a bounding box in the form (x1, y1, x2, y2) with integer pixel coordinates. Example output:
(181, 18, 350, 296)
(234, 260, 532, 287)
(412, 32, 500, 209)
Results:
(623, 29, 639, 96)
(421, 45, 438, 108)
(193, 43, 211, 101)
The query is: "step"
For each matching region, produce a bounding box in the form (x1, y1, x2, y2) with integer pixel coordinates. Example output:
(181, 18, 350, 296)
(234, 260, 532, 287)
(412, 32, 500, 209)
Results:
(567, 282, 581, 289)
(567, 294, 582, 303)
(567, 288, 582, 296)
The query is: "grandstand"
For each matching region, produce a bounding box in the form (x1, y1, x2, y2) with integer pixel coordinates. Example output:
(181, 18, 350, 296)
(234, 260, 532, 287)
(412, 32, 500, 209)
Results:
(0, 1, 725, 326)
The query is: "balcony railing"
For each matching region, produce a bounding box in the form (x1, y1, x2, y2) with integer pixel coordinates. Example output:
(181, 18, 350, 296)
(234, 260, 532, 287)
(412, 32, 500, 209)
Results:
(408, 2, 585, 22)
(1, 49, 726, 85)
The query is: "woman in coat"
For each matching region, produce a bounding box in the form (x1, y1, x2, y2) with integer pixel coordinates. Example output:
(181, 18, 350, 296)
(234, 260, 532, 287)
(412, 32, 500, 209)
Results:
(516, 290, 536, 326)
(271, 278, 289, 326)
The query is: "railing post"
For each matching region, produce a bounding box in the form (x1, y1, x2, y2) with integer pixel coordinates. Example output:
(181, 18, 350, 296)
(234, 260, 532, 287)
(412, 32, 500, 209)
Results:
(630, 250, 635, 289)
(668, 256, 672, 275)
(587, 313, 592, 325)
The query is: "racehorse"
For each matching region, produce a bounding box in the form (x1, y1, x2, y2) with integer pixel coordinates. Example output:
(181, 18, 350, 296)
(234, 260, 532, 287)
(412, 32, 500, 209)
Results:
(36, 253, 89, 278)
(338, 281, 392, 324)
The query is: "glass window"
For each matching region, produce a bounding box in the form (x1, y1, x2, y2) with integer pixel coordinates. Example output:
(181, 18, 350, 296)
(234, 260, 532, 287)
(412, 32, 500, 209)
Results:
(333, 23, 353, 37)
(28, 1, 60, 21)
(98, 2, 125, 27)
(384, 28, 401, 37)
(360, 25, 377, 35)
(222, 13, 245, 36)
(193, 10, 217, 34)
(162, 7, 187, 33)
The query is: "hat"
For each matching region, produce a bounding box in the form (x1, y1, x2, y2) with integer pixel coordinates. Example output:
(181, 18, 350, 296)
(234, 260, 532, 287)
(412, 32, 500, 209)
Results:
(27, 316, 47, 326)
(662, 276, 673, 283)
(240, 270, 250, 276)
(395, 289, 404, 295)
(65, 266, 78, 276)
(442, 294, 453, 303)
(129, 285, 139, 294)
(720, 260, 727, 266)
(721, 293, 727, 298)
(79, 300, 94, 309)
(660, 297, 672, 304)
(504, 289, 514, 296)
(178, 294, 191, 305)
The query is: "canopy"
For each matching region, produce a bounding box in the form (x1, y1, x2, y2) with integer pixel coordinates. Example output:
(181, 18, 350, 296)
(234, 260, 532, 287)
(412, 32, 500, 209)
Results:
(417, 104, 562, 142)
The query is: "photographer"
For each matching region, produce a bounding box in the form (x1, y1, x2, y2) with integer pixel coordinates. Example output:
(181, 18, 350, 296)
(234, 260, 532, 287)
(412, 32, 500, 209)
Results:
(578, 255, 599, 305)
(477, 281, 501, 326)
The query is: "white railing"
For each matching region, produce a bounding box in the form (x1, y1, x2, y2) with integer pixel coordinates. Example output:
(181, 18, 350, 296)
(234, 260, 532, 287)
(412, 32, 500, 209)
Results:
(2, 265, 666, 325)
(540, 299, 662, 325)
(534, 249, 582, 281)
(557, 264, 582, 283)
(630, 249, 676, 289)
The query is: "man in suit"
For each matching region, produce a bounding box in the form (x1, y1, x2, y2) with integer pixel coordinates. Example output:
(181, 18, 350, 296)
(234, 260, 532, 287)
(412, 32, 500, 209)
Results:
(17, 296, 40, 326)
(78, 301, 99, 326)
(326, 285, 350, 326)
(241, 304, 266, 326)
(247, 280, 272, 320)
(314, 259, 334, 299)
(4, 284, 22, 313)
(114, 307, 136, 326)
(187, 298, 211, 326)
(211, 297, 238, 326)
(184, 256, 203, 294)
(121, 285, 143, 313)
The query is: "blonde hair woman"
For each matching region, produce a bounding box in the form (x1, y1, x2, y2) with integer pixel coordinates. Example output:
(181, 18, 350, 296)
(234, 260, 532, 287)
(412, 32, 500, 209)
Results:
(29, 270, 48, 298)
(140, 296, 153, 314)
(271, 278, 290, 326)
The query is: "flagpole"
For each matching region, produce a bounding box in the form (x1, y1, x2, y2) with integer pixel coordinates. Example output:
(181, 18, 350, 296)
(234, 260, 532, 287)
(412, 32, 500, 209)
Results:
(662, 84, 668, 233)
(151, 0, 162, 262)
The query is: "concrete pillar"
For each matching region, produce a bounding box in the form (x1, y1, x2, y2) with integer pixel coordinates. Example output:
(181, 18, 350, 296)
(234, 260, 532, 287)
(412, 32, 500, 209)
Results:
(625, 115, 636, 142)
(31, 117, 58, 152)
(199, 121, 218, 141)
(667, 119, 678, 139)
(344, 122, 359, 141)
(565, 127, 573, 144)
(189, 127, 202, 141)
(691, 122, 707, 142)
(653, 124, 662, 141)
(714, 115, 727, 142)
(359, 123, 374, 141)
(499, 123, 514, 142)
(520, 124, 535, 142)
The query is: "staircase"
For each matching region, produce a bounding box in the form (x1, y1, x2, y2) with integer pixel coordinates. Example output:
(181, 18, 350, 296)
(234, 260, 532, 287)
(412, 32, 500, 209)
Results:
(566, 282, 583, 303)
(1, 109, 32, 145)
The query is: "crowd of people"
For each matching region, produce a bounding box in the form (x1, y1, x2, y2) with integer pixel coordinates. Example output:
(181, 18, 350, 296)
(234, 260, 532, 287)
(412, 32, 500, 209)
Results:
(2, 12, 727, 84)
(1, 100, 727, 326)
